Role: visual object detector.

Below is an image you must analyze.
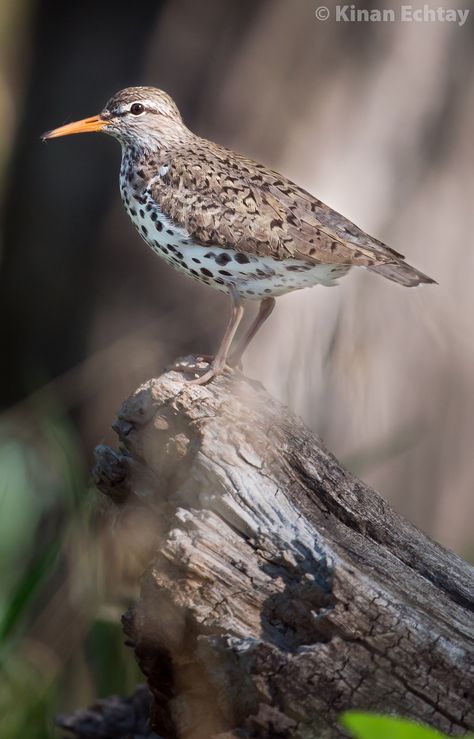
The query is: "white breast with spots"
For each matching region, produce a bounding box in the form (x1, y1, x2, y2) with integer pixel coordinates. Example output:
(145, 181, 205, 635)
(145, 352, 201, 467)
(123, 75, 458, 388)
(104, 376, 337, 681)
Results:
(120, 170, 350, 299)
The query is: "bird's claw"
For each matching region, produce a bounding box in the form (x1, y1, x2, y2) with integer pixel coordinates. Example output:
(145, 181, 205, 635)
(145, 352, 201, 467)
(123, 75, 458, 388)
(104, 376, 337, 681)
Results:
(168, 356, 234, 385)
(185, 362, 234, 385)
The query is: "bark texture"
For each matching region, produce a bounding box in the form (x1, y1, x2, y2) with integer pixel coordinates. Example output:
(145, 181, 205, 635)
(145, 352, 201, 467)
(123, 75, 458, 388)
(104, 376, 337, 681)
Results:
(90, 361, 474, 739)
(56, 685, 160, 739)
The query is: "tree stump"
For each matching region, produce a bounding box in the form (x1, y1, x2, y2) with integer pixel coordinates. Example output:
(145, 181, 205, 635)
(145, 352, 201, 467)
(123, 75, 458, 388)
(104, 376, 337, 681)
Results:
(87, 361, 474, 739)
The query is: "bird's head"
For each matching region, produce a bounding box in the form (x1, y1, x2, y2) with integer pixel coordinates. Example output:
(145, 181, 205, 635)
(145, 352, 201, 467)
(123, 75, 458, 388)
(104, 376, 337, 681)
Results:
(42, 86, 186, 148)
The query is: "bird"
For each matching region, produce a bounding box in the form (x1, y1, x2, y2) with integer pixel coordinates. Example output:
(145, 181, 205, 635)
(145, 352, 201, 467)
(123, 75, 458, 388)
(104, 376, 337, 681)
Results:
(42, 86, 435, 384)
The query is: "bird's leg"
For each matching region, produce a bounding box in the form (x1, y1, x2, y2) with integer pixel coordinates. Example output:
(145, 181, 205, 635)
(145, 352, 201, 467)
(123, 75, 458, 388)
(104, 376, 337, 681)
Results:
(187, 286, 244, 385)
(228, 297, 275, 368)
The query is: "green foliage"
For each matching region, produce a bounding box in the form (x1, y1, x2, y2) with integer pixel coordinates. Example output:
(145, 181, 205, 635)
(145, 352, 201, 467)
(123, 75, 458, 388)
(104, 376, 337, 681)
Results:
(0, 539, 60, 644)
(87, 617, 141, 698)
(341, 711, 474, 739)
(0, 400, 140, 739)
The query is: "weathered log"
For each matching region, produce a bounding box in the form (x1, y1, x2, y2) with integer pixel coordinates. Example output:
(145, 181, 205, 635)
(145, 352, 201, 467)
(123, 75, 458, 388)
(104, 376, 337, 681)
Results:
(56, 685, 160, 739)
(90, 359, 473, 739)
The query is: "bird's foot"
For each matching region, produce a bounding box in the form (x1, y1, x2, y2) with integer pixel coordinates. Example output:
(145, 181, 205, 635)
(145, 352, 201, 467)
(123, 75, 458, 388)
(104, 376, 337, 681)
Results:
(168, 356, 234, 385)
(186, 361, 234, 385)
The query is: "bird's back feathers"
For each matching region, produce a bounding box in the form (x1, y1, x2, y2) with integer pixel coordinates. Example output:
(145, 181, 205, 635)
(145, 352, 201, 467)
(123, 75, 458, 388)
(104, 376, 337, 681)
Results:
(149, 136, 433, 285)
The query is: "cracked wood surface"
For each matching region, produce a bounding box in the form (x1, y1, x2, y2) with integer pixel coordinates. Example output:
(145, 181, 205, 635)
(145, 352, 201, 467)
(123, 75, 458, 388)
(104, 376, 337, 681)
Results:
(92, 361, 474, 739)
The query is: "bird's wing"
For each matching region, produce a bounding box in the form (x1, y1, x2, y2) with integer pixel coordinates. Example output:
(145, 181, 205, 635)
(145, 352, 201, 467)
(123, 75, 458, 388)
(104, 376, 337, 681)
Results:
(150, 139, 402, 267)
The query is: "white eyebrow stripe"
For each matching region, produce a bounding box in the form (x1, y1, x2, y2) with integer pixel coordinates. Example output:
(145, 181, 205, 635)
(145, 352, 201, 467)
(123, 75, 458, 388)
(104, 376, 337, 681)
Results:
(116, 99, 157, 115)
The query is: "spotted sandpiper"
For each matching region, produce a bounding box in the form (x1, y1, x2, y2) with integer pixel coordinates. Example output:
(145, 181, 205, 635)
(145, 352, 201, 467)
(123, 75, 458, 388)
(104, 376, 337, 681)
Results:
(42, 86, 435, 384)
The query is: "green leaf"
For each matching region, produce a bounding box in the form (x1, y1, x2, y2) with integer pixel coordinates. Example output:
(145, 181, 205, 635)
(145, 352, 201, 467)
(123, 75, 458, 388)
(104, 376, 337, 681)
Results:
(340, 712, 468, 739)
(0, 539, 60, 645)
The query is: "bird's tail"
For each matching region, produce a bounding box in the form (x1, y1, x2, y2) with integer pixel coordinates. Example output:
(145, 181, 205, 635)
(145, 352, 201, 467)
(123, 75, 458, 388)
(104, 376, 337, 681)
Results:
(368, 260, 436, 287)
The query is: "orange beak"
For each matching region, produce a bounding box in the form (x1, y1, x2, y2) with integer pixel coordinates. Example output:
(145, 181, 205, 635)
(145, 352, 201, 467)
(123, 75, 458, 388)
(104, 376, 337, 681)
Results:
(41, 114, 110, 141)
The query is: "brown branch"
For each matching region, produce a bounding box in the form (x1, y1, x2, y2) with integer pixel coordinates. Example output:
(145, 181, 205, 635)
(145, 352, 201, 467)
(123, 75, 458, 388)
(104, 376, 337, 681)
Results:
(67, 360, 474, 738)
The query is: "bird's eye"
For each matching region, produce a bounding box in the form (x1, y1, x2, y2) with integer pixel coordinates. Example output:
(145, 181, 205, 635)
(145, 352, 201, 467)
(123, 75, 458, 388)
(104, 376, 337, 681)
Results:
(130, 103, 145, 116)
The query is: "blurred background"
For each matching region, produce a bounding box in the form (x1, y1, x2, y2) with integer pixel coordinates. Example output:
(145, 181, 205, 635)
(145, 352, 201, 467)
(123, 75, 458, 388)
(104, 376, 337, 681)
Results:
(0, 0, 473, 736)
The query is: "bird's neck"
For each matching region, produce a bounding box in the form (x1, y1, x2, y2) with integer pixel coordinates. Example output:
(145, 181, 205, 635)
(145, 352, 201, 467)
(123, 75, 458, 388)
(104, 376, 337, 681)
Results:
(121, 123, 191, 168)
(119, 138, 179, 203)
(120, 145, 155, 195)
(119, 124, 194, 201)
(120, 119, 192, 158)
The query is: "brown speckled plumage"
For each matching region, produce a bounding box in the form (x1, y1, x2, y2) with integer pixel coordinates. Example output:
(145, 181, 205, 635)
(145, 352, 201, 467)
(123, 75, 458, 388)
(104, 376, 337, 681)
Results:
(43, 86, 435, 383)
(153, 143, 395, 267)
